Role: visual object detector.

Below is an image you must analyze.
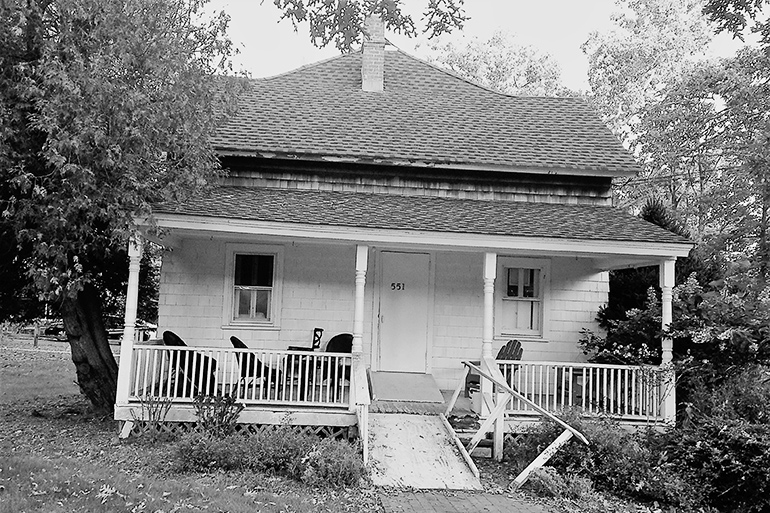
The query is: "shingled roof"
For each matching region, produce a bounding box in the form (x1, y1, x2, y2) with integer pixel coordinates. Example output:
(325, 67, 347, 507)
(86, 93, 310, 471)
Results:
(155, 187, 689, 245)
(211, 50, 640, 176)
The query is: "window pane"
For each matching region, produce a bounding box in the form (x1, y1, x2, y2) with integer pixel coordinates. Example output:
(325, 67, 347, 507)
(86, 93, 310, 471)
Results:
(523, 269, 537, 298)
(507, 268, 519, 297)
(235, 255, 273, 286)
(254, 290, 270, 319)
(235, 289, 250, 318)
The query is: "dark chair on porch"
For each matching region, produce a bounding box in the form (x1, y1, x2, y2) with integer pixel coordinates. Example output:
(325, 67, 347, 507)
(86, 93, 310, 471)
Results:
(229, 336, 281, 395)
(323, 333, 353, 382)
(162, 331, 218, 397)
(465, 339, 523, 397)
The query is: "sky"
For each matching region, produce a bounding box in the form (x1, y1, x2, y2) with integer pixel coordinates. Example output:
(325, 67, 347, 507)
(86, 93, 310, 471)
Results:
(211, 0, 750, 91)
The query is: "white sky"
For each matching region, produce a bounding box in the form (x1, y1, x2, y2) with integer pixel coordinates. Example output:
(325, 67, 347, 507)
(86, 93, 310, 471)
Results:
(212, 0, 750, 91)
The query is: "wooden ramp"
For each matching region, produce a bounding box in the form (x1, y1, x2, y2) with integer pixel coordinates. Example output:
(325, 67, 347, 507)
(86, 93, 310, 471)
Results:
(369, 413, 482, 490)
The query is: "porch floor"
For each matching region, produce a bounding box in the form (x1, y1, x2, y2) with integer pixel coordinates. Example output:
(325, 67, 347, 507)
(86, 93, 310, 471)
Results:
(370, 390, 475, 416)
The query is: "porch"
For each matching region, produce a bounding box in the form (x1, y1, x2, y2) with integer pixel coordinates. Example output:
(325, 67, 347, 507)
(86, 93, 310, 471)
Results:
(115, 343, 672, 438)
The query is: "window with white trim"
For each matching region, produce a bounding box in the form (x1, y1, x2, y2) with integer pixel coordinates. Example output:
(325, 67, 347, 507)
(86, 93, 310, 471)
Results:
(233, 254, 274, 321)
(496, 258, 549, 338)
(224, 244, 283, 327)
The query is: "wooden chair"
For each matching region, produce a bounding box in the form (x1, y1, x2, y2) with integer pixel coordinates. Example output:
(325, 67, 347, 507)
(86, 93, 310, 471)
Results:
(162, 331, 217, 397)
(465, 339, 523, 396)
(323, 333, 353, 382)
(229, 336, 281, 395)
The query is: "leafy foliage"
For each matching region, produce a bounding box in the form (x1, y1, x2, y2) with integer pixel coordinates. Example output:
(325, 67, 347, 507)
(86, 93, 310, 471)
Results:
(583, 0, 713, 139)
(301, 437, 364, 487)
(423, 31, 570, 96)
(0, 0, 243, 410)
(506, 412, 704, 508)
(272, 0, 467, 52)
(192, 394, 244, 438)
(173, 423, 364, 487)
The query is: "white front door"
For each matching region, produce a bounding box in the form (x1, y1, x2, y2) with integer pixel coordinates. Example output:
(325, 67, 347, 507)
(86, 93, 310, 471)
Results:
(378, 251, 431, 373)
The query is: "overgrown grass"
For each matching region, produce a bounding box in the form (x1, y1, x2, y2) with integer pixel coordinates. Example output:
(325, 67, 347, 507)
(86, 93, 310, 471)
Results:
(0, 454, 346, 513)
(0, 337, 81, 404)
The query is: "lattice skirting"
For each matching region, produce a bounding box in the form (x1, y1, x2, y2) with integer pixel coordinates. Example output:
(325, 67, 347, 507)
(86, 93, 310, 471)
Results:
(124, 420, 355, 440)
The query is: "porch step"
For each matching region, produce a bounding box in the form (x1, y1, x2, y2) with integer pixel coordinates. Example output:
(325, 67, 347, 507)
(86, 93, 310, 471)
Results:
(368, 413, 482, 490)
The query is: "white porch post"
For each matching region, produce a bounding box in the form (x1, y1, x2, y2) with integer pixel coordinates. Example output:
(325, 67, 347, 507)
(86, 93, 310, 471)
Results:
(659, 258, 676, 423)
(353, 245, 368, 354)
(482, 253, 496, 412)
(115, 235, 143, 409)
(482, 253, 496, 361)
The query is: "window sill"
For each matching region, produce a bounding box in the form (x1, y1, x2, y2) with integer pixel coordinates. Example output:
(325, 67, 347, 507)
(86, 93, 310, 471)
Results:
(496, 335, 548, 344)
(222, 324, 281, 332)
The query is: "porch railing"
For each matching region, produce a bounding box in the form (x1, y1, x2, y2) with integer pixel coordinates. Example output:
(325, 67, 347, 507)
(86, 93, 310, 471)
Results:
(128, 344, 352, 408)
(496, 360, 667, 422)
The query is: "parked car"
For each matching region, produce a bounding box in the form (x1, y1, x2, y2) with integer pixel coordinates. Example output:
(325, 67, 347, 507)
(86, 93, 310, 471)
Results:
(105, 316, 157, 342)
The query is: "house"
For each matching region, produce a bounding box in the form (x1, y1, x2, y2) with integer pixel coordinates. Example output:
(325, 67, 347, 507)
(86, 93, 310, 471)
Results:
(114, 18, 692, 458)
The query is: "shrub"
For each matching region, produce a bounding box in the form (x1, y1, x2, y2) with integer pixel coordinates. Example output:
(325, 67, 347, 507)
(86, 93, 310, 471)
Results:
(246, 424, 318, 478)
(301, 438, 364, 488)
(524, 467, 595, 501)
(192, 394, 244, 437)
(506, 411, 704, 508)
(173, 432, 249, 472)
(662, 366, 770, 512)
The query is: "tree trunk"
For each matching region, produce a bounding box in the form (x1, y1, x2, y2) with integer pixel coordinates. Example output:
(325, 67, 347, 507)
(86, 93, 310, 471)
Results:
(61, 283, 118, 413)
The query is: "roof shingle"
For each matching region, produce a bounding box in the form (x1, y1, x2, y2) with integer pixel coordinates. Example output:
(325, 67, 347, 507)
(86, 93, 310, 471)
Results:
(211, 51, 640, 176)
(156, 187, 689, 245)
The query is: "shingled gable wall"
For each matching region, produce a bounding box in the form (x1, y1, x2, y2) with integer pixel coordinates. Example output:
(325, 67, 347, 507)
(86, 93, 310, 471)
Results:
(222, 159, 614, 206)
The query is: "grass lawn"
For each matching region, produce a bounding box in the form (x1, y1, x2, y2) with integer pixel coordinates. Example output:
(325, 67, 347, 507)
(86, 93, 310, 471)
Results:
(0, 335, 383, 513)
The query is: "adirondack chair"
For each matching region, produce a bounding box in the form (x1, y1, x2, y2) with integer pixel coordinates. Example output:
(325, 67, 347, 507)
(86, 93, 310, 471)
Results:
(162, 331, 217, 397)
(323, 333, 353, 382)
(229, 336, 281, 395)
(465, 339, 523, 397)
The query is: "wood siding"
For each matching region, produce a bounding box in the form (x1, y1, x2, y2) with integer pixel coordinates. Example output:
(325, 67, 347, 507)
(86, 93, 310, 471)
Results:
(158, 241, 607, 391)
(221, 158, 612, 206)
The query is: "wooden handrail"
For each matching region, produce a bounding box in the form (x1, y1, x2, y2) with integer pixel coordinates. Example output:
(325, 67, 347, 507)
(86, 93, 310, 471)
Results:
(464, 359, 589, 445)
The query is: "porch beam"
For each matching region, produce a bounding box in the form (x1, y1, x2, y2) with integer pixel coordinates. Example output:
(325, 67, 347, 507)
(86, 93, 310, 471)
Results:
(115, 234, 143, 408)
(353, 245, 368, 354)
(149, 215, 693, 258)
(659, 258, 676, 424)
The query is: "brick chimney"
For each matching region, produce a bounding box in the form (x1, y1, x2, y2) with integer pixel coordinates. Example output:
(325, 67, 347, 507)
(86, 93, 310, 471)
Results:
(361, 15, 385, 92)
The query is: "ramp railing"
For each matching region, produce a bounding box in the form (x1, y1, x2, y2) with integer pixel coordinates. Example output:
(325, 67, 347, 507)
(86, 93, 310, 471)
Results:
(446, 358, 589, 490)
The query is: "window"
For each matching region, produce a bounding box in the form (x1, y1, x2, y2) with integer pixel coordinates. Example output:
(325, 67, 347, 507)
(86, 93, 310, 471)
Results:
(496, 258, 548, 338)
(233, 254, 274, 321)
(224, 244, 283, 328)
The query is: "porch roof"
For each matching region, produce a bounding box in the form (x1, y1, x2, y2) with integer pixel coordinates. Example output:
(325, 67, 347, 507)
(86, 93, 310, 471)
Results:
(153, 186, 691, 249)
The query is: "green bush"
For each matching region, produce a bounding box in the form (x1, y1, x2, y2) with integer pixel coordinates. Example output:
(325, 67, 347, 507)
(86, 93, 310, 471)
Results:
(301, 438, 364, 488)
(246, 425, 317, 478)
(524, 467, 595, 501)
(192, 394, 244, 437)
(662, 367, 770, 512)
(506, 411, 704, 508)
(173, 432, 249, 472)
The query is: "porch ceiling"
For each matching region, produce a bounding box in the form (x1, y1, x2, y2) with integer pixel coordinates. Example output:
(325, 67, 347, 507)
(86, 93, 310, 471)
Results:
(146, 186, 693, 263)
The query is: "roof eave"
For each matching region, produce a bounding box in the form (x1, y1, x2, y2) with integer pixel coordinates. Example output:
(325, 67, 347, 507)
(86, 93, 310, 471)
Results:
(214, 149, 639, 178)
(143, 213, 693, 260)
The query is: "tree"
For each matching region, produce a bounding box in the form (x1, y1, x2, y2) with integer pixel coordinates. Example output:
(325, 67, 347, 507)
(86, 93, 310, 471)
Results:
(422, 31, 570, 96)
(583, 0, 713, 140)
(0, 0, 241, 412)
(702, 0, 769, 44)
(272, 0, 468, 52)
(0, 0, 465, 413)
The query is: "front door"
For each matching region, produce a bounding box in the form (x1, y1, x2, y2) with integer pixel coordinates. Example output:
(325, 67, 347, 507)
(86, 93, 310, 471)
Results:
(378, 251, 430, 373)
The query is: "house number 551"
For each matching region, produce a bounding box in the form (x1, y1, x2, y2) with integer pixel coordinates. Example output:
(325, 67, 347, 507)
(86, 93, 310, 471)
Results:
(391, 282, 405, 291)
